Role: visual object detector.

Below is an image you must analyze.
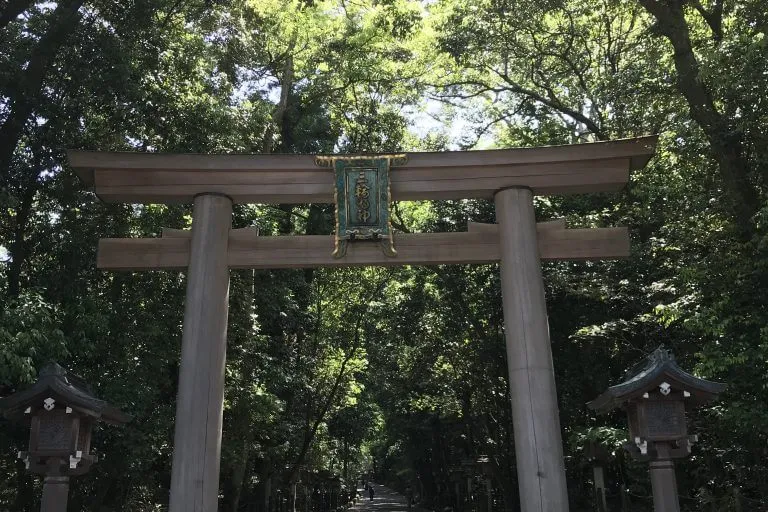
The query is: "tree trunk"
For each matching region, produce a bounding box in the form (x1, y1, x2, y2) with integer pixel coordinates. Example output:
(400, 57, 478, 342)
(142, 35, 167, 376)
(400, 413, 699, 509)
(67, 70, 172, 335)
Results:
(285, 279, 386, 484)
(6, 177, 39, 299)
(0, 0, 84, 175)
(287, 343, 357, 482)
(262, 40, 296, 154)
(229, 441, 251, 512)
(343, 439, 349, 483)
(264, 474, 273, 512)
(638, 0, 759, 232)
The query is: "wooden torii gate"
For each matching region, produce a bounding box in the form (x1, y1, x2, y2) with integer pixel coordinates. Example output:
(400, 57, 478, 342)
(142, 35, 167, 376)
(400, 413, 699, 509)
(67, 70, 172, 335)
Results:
(69, 136, 657, 512)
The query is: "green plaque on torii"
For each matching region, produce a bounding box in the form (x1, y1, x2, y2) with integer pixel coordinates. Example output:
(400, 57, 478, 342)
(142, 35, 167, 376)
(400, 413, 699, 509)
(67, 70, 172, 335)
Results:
(316, 155, 405, 258)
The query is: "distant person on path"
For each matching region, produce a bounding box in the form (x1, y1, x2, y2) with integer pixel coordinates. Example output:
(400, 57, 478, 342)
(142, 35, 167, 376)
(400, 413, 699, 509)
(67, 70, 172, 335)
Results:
(369, 485, 375, 501)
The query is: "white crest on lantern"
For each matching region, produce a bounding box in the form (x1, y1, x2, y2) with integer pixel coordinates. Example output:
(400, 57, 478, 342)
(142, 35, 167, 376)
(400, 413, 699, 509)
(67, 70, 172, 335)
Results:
(659, 382, 671, 396)
(43, 397, 55, 411)
(70, 452, 82, 469)
(634, 437, 648, 455)
(18, 451, 30, 469)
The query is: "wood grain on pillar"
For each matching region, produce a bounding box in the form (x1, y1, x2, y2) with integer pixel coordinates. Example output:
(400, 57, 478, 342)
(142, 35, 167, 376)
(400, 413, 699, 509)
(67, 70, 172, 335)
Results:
(169, 194, 232, 512)
(495, 187, 569, 512)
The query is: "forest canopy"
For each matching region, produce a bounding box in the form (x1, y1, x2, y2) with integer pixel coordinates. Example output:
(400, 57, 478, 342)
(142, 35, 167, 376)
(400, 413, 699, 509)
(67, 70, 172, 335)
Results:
(1, 0, 767, 511)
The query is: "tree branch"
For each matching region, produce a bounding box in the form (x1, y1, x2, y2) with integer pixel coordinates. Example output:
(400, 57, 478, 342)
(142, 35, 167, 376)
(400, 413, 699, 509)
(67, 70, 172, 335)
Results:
(0, 0, 84, 174)
(639, 0, 758, 231)
(691, 0, 724, 41)
(0, 0, 34, 31)
(488, 66, 607, 140)
(392, 202, 411, 234)
(286, 274, 391, 480)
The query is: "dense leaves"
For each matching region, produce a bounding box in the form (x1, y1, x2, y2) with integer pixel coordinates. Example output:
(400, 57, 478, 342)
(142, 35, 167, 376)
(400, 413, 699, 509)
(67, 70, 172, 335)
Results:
(1, 1, 767, 511)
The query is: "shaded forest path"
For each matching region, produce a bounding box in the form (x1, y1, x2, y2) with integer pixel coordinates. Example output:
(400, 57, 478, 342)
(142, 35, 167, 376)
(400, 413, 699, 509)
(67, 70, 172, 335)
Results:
(352, 484, 420, 512)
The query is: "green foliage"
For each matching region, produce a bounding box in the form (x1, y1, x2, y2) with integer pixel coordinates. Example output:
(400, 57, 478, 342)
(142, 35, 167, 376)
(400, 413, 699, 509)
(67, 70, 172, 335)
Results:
(0, 293, 67, 387)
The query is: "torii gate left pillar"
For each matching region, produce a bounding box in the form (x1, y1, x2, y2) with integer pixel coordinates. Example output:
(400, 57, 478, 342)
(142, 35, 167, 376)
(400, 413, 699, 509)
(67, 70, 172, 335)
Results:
(69, 136, 657, 512)
(496, 186, 568, 509)
(169, 193, 232, 510)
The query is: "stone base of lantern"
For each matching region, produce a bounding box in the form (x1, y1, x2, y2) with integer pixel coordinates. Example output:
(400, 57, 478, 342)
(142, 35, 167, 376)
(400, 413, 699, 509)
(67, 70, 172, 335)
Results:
(41, 475, 70, 512)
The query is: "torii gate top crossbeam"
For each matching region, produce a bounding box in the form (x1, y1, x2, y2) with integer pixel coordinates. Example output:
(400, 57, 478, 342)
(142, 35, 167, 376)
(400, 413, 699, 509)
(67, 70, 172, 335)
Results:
(69, 136, 657, 204)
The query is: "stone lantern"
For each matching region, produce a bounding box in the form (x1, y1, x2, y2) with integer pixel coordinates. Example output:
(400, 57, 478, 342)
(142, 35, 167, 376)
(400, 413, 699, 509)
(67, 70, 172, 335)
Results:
(585, 441, 610, 512)
(448, 464, 464, 511)
(0, 362, 131, 512)
(474, 456, 494, 512)
(588, 347, 725, 512)
(460, 458, 476, 511)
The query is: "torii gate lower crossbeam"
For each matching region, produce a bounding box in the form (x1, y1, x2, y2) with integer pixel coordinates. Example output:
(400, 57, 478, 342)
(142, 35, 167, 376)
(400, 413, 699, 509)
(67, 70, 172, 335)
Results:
(69, 136, 658, 512)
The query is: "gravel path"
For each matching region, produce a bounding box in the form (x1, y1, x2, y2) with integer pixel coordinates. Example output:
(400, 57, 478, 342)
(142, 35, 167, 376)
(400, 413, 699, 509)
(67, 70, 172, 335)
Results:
(352, 484, 419, 512)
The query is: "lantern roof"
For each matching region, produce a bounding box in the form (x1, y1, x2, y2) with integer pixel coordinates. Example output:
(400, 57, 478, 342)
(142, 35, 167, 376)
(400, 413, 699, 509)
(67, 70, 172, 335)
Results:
(588, 347, 725, 413)
(0, 362, 132, 425)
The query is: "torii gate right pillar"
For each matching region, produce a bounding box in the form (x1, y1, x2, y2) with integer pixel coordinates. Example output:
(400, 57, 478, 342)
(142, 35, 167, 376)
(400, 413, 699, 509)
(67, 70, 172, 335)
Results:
(495, 186, 569, 511)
